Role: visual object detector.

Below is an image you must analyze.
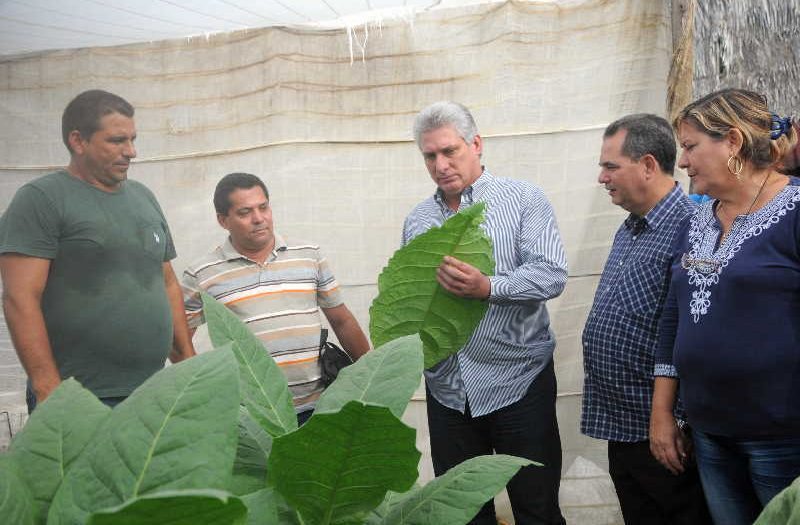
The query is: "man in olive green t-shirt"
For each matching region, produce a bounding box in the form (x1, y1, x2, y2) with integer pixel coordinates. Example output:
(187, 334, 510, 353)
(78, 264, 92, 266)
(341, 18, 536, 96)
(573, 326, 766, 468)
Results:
(0, 90, 195, 411)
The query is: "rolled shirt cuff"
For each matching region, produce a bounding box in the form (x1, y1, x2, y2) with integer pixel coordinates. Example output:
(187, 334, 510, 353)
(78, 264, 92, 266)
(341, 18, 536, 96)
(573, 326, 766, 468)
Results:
(654, 363, 678, 378)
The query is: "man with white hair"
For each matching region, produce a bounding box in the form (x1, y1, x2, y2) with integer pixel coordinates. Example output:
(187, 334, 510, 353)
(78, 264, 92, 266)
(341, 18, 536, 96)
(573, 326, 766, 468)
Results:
(403, 101, 568, 524)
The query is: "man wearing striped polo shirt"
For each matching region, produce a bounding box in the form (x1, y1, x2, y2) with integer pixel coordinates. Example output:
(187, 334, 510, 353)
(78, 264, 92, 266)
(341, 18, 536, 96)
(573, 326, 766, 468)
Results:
(182, 173, 370, 424)
(403, 102, 568, 524)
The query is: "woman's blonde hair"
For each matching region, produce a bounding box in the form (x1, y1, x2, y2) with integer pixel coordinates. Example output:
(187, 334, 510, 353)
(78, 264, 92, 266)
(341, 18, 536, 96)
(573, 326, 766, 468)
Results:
(674, 88, 797, 170)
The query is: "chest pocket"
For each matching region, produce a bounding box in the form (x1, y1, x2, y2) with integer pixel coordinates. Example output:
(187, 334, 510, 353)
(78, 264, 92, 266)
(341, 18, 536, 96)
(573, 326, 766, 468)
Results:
(138, 222, 168, 262)
(613, 256, 669, 318)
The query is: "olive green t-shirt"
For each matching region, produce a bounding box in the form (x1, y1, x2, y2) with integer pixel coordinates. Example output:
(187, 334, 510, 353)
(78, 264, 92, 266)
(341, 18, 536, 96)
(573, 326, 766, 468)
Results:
(0, 170, 177, 398)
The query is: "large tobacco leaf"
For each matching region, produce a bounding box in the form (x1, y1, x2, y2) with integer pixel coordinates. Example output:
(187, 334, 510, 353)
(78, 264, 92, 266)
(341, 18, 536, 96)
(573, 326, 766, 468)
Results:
(0, 455, 35, 525)
(381, 454, 533, 525)
(202, 293, 297, 437)
(314, 334, 423, 418)
(369, 202, 494, 368)
(240, 487, 280, 525)
(268, 401, 420, 525)
(87, 489, 246, 525)
(230, 408, 273, 496)
(7, 378, 109, 523)
(363, 490, 409, 525)
(47, 348, 240, 524)
(755, 475, 800, 525)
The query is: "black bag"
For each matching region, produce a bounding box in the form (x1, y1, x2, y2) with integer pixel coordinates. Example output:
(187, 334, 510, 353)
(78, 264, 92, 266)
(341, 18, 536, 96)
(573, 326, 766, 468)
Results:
(319, 329, 354, 387)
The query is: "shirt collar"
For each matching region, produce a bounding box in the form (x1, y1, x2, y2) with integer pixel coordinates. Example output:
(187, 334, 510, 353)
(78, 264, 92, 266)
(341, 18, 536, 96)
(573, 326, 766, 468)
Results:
(626, 182, 686, 235)
(433, 168, 493, 209)
(220, 233, 287, 262)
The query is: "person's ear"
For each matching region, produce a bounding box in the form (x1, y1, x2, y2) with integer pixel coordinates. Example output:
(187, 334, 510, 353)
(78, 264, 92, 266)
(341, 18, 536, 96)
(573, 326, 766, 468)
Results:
(67, 130, 86, 154)
(641, 154, 658, 178)
(726, 128, 744, 156)
(472, 134, 483, 157)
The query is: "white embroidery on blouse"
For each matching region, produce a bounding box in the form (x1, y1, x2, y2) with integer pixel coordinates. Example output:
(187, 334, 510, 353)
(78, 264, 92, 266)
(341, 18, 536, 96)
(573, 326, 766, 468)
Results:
(684, 187, 800, 323)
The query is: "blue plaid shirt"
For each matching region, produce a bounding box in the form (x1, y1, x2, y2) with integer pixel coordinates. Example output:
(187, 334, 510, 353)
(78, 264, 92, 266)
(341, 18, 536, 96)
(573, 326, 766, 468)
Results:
(581, 184, 694, 442)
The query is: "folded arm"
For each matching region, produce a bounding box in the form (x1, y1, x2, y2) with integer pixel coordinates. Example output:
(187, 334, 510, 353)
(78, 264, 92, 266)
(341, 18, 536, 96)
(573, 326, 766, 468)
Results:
(484, 198, 567, 304)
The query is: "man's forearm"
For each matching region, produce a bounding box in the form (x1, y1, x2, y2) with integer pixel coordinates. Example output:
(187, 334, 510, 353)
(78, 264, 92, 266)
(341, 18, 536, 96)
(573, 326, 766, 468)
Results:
(325, 305, 370, 359)
(335, 319, 370, 359)
(3, 295, 61, 401)
(164, 263, 195, 363)
(1, 254, 61, 402)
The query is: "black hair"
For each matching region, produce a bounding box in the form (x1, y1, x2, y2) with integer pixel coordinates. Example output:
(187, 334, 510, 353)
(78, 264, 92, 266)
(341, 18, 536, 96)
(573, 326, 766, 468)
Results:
(62, 90, 134, 153)
(604, 113, 677, 174)
(214, 172, 270, 215)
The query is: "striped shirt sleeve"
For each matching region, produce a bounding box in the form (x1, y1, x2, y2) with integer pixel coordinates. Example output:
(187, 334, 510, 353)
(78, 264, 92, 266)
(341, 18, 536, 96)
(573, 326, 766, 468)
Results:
(488, 185, 567, 304)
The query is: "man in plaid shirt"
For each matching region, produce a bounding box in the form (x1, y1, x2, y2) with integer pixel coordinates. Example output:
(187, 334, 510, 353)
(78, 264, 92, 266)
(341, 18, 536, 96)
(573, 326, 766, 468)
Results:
(581, 114, 709, 524)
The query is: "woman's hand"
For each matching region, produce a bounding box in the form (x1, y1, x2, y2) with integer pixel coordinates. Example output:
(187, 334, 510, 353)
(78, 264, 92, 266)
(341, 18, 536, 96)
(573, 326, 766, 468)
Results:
(649, 409, 686, 474)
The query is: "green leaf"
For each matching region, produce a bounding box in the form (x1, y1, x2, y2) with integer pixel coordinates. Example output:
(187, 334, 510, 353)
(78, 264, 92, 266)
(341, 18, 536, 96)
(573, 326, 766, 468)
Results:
(230, 407, 273, 496)
(268, 401, 420, 525)
(315, 334, 424, 418)
(87, 489, 246, 525)
(202, 293, 298, 437)
(274, 490, 303, 525)
(240, 487, 279, 525)
(47, 348, 241, 525)
(369, 202, 494, 369)
(364, 490, 410, 525)
(7, 378, 109, 523)
(0, 456, 35, 525)
(755, 475, 800, 525)
(382, 454, 533, 525)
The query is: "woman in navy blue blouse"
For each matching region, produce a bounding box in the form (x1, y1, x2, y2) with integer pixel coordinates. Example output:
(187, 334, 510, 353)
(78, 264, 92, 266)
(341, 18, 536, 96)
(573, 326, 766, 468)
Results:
(649, 88, 799, 525)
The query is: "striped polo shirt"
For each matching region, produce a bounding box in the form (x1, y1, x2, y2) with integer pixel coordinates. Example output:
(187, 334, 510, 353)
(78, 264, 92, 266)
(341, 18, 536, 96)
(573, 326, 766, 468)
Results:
(182, 234, 343, 411)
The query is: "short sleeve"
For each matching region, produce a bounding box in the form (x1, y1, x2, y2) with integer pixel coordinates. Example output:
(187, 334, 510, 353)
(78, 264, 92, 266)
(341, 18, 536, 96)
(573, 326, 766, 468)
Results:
(181, 269, 205, 329)
(0, 184, 60, 259)
(315, 248, 344, 309)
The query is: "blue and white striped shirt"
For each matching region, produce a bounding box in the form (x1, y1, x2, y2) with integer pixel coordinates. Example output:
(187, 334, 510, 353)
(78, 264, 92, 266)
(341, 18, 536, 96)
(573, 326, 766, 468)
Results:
(402, 170, 568, 417)
(581, 184, 694, 442)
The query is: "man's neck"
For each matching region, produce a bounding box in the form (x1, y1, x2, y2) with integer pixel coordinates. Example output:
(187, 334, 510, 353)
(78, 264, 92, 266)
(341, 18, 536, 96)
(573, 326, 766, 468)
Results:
(637, 177, 675, 217)
(444, 194, 462, 212)
(232, 239, 275, 264)
(66, 161, 121, 193)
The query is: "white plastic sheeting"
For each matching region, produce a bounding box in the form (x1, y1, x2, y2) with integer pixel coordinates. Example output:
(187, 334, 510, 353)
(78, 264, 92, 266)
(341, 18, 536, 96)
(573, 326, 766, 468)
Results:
(0, 1, 678, 521)
(0, 0, 433, 56)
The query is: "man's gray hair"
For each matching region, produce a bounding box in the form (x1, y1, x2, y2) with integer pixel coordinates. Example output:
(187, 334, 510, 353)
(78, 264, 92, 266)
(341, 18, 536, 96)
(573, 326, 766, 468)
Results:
(413, 101, 479, 147)
(604, 113, 677, 174)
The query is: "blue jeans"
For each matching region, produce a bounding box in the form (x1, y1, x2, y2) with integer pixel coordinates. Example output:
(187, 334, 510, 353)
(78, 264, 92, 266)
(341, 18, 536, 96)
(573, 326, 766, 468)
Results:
(692, 429, 800, 525)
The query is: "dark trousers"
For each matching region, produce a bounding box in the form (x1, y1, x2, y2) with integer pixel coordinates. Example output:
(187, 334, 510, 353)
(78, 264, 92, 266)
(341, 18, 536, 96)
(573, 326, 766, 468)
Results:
(426, 361, 565, 525)
(608, 440, 711, 525)
(297, 409, 313, 426)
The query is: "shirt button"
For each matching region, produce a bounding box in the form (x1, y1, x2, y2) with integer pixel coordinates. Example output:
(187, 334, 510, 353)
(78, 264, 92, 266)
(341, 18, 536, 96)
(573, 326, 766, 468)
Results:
(619, 261, 623, 265)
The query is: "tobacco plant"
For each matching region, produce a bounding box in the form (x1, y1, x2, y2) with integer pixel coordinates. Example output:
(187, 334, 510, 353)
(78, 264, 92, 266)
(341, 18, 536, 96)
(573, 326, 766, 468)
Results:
(0, 203, 531, 524)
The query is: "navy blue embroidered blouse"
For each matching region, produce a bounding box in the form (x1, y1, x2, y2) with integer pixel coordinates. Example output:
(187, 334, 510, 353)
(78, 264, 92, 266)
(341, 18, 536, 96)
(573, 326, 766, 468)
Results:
(655, 178, 800, 438)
